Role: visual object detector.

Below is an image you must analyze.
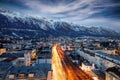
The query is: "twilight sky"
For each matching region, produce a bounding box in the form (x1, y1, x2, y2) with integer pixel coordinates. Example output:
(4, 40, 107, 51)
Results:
(0, 0, 120, 31)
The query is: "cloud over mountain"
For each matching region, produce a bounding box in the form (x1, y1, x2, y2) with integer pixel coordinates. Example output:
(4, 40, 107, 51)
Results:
(0, 0, 120, 31)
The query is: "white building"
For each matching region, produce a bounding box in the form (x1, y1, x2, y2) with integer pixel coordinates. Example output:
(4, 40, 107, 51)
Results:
(81, 62, 95, 71)
(76, 49, 120, 72)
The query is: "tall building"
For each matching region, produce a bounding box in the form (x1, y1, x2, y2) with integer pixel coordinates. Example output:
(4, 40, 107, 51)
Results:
(24, 51, 31, 66)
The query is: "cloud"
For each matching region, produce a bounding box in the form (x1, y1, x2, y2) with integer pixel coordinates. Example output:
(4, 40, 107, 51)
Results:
(20, 0, 119, 19)
(0, 0, 120, 31)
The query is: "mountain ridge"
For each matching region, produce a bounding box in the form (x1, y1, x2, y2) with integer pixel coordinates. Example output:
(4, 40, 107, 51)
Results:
(0, 9, 120, 39)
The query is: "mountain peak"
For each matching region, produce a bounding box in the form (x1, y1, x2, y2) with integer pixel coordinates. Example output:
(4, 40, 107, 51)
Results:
(0, 9, 120, 39)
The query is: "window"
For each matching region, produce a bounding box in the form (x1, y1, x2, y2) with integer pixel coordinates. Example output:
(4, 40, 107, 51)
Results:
(9, 74, 14, 79)
(28, 73, 34, 77)
(18, 74, 25, 78)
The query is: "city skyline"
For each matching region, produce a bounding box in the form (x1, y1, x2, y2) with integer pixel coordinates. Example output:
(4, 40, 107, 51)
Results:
(0, 1, 120, 80)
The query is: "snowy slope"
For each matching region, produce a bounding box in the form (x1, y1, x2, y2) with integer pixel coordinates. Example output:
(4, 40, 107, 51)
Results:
(0, 8, 120, 39)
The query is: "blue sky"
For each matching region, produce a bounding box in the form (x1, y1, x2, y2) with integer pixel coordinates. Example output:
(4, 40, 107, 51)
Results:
(0, 0, 120, 31)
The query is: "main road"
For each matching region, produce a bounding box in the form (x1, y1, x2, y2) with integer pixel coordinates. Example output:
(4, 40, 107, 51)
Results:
(52, 44, 93, 80)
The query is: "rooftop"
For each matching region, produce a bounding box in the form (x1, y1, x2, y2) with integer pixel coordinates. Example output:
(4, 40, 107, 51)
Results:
(83, 61, 92, 66)
(9, 63, 51, 78)
(0, 52, 24, 58)
(0, 62, 12, 72)
(96, 51, 120, 65)
(83, 49, 120, 65)
(106, 66, 120, 78)
(0, 52, 25, 62)
(9, 65, 46, 78)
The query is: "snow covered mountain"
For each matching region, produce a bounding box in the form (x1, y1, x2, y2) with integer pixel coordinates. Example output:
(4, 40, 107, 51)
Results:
(0, 9, 120, 39)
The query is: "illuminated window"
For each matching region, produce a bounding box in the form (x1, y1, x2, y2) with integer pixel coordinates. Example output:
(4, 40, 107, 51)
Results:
(28, 73, 34, 77)
(9, 74, 15, 79)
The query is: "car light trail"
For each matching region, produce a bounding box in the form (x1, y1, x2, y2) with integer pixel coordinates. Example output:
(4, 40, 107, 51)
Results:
(52, 44, 93, 80)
